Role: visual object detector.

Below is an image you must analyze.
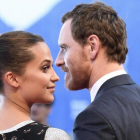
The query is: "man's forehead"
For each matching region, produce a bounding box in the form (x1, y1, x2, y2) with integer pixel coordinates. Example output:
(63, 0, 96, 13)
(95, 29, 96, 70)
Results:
(62, 18, 72, 31)
(58, 19, 72, 45)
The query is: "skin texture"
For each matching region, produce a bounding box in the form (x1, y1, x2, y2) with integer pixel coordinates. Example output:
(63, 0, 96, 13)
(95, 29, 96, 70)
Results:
(31, 103, 52, 125)
(55, 19, 93, 90)
(55, 19, 124, 91)
(0, 42, 59, 130)
(15, 42, 59, 105)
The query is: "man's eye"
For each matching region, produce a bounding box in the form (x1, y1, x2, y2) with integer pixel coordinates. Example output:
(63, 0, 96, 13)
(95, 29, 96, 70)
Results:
(61, 47, 65, 50)
(61, 47, 67, 51)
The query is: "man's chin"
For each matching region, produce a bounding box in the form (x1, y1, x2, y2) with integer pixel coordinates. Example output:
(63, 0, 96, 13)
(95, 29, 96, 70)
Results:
(65, 82, 85, 91)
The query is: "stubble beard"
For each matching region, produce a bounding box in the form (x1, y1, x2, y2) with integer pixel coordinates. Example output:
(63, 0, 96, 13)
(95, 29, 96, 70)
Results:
(64, 49, 91, 91)
(65, 69, 90, 91)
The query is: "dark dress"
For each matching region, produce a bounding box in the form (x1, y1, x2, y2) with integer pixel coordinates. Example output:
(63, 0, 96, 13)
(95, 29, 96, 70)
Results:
(0, 120, 71, 140)
(0, 121, 49, 140)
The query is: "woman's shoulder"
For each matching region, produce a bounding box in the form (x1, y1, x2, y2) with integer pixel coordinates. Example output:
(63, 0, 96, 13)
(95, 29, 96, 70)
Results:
(45, 127, 71, 140)
(0, 121, 49, 140)
(27, 122, 71, 140)
(28, 122, 71, 140)
(0, 121, 71, 140)
(20, 122, 71, 140)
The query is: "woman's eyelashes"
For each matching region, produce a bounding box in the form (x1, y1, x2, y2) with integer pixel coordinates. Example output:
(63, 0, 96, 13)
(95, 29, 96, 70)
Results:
(42, 65, 50, 72)
(42, 64, 53, 72)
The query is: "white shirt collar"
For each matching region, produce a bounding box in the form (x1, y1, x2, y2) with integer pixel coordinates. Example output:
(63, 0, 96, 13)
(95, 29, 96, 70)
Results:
(90, 70, 127, 102)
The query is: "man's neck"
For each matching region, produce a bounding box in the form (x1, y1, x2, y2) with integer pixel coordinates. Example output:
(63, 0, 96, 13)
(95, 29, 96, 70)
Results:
(88, 62, 124, 91)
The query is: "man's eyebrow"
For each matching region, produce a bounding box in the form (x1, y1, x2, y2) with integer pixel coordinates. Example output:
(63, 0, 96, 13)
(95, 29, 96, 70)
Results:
(59, 43, 68, 48)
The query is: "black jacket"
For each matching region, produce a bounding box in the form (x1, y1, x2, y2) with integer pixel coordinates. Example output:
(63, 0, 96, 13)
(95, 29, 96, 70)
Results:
(74, 74, 140, 140)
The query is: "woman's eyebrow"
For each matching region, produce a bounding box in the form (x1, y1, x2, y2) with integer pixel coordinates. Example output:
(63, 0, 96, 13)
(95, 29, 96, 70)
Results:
(40, 59, 53, 65)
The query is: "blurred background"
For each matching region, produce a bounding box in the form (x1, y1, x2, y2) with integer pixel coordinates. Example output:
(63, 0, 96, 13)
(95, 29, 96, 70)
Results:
(0, 0, 140, 138)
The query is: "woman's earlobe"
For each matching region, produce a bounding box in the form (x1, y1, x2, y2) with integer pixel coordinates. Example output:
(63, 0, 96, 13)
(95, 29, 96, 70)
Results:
(5, 72, 19, 88)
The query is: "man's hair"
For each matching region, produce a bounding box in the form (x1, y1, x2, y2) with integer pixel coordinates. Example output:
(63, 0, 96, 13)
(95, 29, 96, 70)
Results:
(62, 2, 128, 64)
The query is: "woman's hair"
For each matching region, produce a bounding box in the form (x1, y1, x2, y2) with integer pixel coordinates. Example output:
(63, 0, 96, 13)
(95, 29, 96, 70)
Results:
(0, 31, 44, 92)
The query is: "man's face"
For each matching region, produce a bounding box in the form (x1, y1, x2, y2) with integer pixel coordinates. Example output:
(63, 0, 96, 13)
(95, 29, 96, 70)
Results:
(55, 19, 92, 90)
(31, 103, 51, 123)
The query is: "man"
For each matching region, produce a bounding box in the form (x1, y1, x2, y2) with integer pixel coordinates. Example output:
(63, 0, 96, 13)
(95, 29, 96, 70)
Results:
(55, 2, 140, 140)
(31, 103, 52, 126)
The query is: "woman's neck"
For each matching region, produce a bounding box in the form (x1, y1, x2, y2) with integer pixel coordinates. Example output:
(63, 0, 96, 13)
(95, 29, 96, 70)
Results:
(0, 95, 31, 130)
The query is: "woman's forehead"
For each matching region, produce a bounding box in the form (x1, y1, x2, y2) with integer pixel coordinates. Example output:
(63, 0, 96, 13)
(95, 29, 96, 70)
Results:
(31, 42, 52, 59)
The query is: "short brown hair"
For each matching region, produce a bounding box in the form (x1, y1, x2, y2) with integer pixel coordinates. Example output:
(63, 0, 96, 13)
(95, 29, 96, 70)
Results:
(62, 2, 128, 64)
(0, 31, 44, 92)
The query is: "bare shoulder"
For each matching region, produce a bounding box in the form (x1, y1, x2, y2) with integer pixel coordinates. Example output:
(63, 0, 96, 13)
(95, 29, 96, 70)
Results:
(45, 127, 71, 140)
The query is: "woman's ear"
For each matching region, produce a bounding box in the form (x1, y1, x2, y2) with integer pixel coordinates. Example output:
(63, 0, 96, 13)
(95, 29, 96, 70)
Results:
(4, 72, 19, 88)
(87, 35, 100, 60)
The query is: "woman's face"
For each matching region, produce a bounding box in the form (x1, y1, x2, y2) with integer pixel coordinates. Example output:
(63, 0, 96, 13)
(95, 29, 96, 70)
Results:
(18, 42, 59, 105)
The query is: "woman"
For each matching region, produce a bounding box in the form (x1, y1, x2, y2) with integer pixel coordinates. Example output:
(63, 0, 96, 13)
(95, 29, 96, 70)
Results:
(0, 31, 70, 140)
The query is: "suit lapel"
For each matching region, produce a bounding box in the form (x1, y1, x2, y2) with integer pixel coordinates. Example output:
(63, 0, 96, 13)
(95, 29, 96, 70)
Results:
(94, 74, 135, 100)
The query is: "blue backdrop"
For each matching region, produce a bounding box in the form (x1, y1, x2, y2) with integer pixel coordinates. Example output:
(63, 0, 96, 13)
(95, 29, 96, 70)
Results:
(0, 0, 140, 138)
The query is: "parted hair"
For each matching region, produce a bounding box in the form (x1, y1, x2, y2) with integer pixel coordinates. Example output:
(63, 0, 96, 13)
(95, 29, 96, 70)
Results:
(62, 2, 128, 64)
(0, 31, 44, 92)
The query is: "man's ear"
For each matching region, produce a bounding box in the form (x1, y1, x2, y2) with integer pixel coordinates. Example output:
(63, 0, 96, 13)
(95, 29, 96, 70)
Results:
(4, 72, 20, 88)
(87, 35, 100, 60)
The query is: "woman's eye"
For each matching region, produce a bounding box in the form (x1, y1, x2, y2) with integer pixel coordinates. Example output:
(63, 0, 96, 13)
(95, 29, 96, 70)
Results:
(42, 65, 50, 72)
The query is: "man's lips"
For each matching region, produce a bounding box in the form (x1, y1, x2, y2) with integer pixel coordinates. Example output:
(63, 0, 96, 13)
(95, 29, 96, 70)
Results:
(32, 111, 38, 116)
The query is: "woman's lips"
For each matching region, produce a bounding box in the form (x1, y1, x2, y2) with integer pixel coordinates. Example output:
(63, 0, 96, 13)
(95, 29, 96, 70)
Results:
(47, 86, 55, 93)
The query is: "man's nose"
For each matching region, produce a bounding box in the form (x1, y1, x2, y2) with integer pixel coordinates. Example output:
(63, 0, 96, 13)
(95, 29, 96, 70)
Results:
(55, 54, 65, 67)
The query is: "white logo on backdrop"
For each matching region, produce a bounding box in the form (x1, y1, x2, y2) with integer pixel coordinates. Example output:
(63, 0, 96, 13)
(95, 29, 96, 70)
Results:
(0, 0, 61, 30)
